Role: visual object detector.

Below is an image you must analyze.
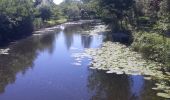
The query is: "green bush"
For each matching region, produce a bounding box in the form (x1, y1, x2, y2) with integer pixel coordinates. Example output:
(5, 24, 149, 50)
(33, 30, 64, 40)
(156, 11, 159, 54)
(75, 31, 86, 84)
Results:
(132, 31, 170, 68)
(0, 0, 34, 42)
(33, 18, 43, 29)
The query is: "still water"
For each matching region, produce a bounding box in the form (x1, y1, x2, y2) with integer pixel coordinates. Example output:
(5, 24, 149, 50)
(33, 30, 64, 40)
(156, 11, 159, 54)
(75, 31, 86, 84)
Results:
(0, 22, 163, 100)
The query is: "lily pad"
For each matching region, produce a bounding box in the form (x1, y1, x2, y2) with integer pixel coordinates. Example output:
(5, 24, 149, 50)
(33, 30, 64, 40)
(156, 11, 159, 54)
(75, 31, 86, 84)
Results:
(157, 93, 170, 99)
(144, 77, 152, 80)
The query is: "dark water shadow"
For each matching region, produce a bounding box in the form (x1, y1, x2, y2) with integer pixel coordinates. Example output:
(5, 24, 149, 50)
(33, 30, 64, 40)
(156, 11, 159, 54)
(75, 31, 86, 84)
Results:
(87, 70, 164, 100)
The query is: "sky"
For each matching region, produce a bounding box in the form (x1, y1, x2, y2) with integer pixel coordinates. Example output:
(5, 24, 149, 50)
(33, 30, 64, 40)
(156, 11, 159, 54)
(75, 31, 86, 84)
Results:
(53, 0, 63, 4)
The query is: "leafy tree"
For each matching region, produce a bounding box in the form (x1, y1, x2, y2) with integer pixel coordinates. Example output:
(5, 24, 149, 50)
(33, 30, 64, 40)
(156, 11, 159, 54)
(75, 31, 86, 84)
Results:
(99, 0, 134, 31)
(60, 0, 81, 20)
(39, 6, 52, 21)
(0, 0, 34, 42)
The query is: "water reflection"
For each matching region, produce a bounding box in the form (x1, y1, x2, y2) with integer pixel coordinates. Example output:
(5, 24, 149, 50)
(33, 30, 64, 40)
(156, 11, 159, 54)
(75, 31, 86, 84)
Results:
(87, 70, 163, 100)
(0, 22, 163, 100)
(87, 70, 132, 100)
(0, 33, 56, 93)
(0, 22, 97, 95)
(81, 35, 93, 48)
(63, 22, 95, 49)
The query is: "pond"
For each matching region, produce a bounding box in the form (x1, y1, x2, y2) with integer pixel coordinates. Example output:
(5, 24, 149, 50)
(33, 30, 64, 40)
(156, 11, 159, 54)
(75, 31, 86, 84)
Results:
(0, 21, 164, 100)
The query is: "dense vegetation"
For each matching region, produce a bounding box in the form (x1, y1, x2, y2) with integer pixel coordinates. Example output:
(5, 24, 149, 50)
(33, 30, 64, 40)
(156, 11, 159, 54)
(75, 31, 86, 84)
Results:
(0, 0, 65, 44)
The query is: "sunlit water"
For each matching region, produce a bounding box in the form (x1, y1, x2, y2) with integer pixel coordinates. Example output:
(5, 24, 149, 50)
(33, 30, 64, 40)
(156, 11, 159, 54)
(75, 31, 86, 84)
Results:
(0, 22, 163, 100)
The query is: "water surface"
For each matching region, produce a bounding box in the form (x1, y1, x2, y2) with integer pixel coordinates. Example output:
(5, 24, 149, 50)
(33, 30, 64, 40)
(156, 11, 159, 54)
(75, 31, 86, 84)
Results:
(0, 22, 163, 100)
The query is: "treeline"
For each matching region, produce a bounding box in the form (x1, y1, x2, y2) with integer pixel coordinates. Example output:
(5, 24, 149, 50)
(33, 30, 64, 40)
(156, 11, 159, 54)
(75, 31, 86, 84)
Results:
(0, 0, 65, 44)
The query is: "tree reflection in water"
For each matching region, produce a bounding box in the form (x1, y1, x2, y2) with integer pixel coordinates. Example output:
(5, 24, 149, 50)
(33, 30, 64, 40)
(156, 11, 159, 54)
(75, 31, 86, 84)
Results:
(81, 35, 93, 48)
(87, 70, 134, 100)
(0, 33, 56, 93)
(63, 23, 94, 49)
(87, 69, 163, 100)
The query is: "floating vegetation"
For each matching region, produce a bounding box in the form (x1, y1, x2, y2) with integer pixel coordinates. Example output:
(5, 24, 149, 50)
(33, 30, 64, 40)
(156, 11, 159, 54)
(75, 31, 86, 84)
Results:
(152, 82, 170, 98)
(0, 48, 10, 55)
(157, 93, 170, 99)
(84, 41, 170, 98)
(82, 25, 109, 36)
(85, 42, 163, 77)
(144, 77, 152, 80)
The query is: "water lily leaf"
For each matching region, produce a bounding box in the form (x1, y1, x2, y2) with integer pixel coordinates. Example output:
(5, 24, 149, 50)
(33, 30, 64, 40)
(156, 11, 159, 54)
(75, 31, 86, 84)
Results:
(144, 77, 152, 80)
(106, 70, 114, 74)
(157, 93, 170, 98)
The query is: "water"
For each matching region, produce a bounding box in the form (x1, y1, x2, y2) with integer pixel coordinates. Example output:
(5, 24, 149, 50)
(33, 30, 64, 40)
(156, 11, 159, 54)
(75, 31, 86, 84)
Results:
(0, 22, 163, 100)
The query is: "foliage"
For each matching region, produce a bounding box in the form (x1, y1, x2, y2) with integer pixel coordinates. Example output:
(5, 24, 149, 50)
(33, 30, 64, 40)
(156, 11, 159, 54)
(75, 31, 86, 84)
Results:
(60, 0, 81, 20)
(33, 18, 43, 29)
(39, 5, 52, 21)
(0, 0, 34, 42)
(132, 31, 170, 68)
(0, 0, 64, 43)
(46, 18, 67, 26)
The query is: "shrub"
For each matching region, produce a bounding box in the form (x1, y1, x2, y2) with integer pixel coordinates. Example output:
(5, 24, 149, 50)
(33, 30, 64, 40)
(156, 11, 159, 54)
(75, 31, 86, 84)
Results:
(132, 31, 170, 68)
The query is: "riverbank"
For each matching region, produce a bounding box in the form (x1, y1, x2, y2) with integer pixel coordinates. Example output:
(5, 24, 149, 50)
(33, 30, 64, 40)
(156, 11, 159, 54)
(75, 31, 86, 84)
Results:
(0, 18, 67, 47)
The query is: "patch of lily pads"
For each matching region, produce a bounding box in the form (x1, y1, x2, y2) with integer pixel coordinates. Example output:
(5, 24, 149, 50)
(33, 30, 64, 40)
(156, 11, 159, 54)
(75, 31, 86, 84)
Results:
(152, 82, 170, 98)
(85, 42, 162, 76)
(84, 41, 170, 99)
(82, 25, 109, 36)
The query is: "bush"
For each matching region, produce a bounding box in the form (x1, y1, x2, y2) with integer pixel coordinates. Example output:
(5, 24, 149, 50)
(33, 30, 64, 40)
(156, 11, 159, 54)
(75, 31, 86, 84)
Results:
(0, 0, 34, 42)
(132, 31, 170, 68)
(33, 18, 43, 29)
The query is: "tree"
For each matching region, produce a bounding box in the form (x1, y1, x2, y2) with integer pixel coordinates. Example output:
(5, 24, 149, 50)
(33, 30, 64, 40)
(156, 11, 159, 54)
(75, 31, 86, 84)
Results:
(39, 6, 52, 21)
(98, 0, 134, 31)
(0, 0, 34, 42)
(60, 0, 81, 20)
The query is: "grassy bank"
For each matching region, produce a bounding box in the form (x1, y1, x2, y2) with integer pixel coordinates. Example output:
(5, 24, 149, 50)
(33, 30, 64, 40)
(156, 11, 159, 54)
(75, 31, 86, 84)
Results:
(131, 31, 170, 70)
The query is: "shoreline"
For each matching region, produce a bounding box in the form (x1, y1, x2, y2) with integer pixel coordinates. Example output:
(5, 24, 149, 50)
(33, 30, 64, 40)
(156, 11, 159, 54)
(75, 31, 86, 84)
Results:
(0, 20, 99, 48)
